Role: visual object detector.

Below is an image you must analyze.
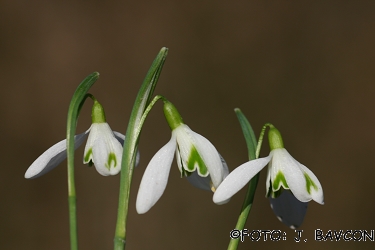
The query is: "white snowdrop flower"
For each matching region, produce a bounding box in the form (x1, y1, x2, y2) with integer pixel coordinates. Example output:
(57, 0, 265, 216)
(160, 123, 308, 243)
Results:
(25, 100, 137, 178)
(214, 125, 324, 206)
(136, 101, 229, 214)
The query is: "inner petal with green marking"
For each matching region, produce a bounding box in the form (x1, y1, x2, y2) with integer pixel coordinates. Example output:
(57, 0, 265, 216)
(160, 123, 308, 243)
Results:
(267, 183, 284, 198)
(186, 146, 208, 177)
(180, 165, 192, 177)
(272, 171, 289, 191)
(176, 145, 192, 177)
(105, 152, 117, 170)
(84, 148, 93, 163)
(304, 173, 318, 194)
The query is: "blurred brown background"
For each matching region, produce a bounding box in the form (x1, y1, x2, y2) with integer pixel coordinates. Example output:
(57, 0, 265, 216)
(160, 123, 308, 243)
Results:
(1, 1, 374, 249)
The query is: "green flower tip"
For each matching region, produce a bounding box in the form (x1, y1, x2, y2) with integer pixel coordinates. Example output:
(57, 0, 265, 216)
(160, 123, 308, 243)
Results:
(163, 101, 184, 130)
(268, 125, 284, 150)
(91, 100, 106, 123)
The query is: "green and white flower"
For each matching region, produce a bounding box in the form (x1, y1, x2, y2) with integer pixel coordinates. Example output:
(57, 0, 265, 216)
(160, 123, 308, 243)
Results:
(136, 101, 229, 214)
(25, 100, 134, 178)
(213, 126, 324, 205)
(82, 122, 123, 176)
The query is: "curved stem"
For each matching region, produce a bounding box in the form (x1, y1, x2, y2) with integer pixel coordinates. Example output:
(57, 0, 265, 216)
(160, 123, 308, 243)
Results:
(66, 72, 99, 250)
(133, 95, 166, 141)
(255, 123, 272, 158)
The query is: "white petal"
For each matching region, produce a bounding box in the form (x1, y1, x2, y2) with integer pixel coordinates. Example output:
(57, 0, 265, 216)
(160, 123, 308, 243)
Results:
(113, 131, 140, 167)
(269, 190, 308, 229)
(272, 148, 323, 204)
(173, 126, 196, 172)
(174, 124, 225, 188)
(268, 149, 292, 192)
(270, 149, 305, 197)
(220, 155, 230, 179)
(83, 124, 95, 164)
(298, 163, 324, 204)
(215, 155, 231, 204)
(88, 123, 123, 176)
(265, 151, 273, 196)
(191, 130, 226, 188)
(188, 154, 230, 189)
(175, 146, 183, 174)
(136, 135, 176, 214)
(213, 155, 271, 204)
(25, 131, 89, 179)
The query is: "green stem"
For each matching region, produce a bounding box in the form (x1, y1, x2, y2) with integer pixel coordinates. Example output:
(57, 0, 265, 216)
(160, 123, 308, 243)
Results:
(133, 95, 166, 141)
(228, 110, 270, 250)
(256, 123, 272, 158)
(114, 48, 168, 250)
(66, 72, 99, 250)
(227, 109, 257, 250)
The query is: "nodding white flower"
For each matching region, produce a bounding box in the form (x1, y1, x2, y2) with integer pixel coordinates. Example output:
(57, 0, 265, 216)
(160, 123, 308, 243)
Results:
(136, 101, 229, 214)
(25, 100, 136, 178)
(213, 125, 324, 206)
(82, 122, 124, 176)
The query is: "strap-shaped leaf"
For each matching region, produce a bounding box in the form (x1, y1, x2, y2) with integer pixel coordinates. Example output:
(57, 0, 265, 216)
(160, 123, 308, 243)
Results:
(114, 48, 168, 250)
(234, 108, 257, 160)
(228, 108, 259, 250)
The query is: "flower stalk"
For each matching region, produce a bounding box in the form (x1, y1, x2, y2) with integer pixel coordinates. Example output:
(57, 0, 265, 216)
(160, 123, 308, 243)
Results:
(66, 72, 100, 250)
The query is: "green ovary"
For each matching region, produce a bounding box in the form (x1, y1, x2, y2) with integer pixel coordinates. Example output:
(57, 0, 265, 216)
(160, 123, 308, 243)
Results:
(105, 153, 117, 170)
(186, 147, 208, 176)
(304, 173, 318, 194)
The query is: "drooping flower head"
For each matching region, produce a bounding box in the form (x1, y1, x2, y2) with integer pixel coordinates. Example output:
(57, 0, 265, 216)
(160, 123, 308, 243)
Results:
(83, 100, 123, 176)
(25, 99, 132, 178)
(136, 100, 229, 214)
(213, 124, 324, 206)
(265, 126, 323, 203)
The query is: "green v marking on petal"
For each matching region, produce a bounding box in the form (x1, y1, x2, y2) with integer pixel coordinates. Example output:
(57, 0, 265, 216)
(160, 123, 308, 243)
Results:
(84, 148, 93, 163)
(304, 173, 318, 194)
(187, 146, 208, 177)
(105, 153, 117, 170)
(272, 171, 289, 191)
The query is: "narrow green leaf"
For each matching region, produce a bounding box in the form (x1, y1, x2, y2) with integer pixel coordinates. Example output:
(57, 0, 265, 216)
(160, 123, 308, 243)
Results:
(114, 48, 168, 250)
(228, 108, 259, 250)
(234, 108, 257, 160)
